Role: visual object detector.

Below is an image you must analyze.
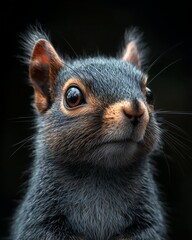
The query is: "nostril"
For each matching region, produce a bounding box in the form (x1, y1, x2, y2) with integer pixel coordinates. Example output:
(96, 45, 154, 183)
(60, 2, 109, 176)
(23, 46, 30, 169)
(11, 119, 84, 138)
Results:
(123, 109, 144, 124)
(123, 109, 144, 118)
(137, 112, 144, 119)
(123, 110, 134, 120)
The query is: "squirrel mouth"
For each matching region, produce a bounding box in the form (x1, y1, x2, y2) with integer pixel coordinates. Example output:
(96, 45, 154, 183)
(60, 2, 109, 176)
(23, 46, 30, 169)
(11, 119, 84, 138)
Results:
(97, 139, 139, 149)
(103, 139, 134, 145)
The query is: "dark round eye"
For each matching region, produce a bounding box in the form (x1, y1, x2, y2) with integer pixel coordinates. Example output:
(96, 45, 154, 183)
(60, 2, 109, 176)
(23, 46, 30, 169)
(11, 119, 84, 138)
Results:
(146, 87, 154, 105)
(65, 85, 85, 109)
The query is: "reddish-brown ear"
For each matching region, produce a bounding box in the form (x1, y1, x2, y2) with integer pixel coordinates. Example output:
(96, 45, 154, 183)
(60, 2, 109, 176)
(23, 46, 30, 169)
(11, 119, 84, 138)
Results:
(122, 41, 141, 67)
(29, 39, 63, 113)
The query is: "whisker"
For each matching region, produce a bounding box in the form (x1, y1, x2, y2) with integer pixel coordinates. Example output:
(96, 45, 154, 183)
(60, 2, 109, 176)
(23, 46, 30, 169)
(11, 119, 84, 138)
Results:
(156, 110, 192, 116)
(156, 112, 192, 175)
(11, 119, 34, 124)
(162, 132, 186, 175)
(62, 37, 97, 81)
(63, 37, 79, 58)
(163, 126, 192, 159)
(146, 42, 183, 72)
(147, 58, 182, 85)
(165, 130, 192, 153)
(9, 116, 35, 123)
(10, 116, 34, 119)
(12, 135, 34, 147)
(64, 62, 85, 81)
(9, 135, 34, 160)
(63, 37, 109, 84)
(163, 119, 192, 141)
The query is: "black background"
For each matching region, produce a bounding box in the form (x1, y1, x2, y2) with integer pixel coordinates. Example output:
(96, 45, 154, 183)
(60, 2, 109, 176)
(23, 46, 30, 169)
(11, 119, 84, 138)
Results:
(1, 1, 192, 239)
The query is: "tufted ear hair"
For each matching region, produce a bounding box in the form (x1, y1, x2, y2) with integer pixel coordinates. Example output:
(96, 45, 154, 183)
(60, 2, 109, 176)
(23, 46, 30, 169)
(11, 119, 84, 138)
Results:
(120, 27, 148, 69)
(21, 28, 63, 113)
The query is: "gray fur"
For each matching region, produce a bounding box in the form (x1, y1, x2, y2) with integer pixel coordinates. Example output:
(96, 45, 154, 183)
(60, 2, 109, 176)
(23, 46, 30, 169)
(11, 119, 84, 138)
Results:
(11, 29, 167, 240)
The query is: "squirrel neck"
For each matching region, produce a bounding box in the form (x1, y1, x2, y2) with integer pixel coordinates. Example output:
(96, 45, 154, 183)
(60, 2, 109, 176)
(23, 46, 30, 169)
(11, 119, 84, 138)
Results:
(32, 137, 153, 189)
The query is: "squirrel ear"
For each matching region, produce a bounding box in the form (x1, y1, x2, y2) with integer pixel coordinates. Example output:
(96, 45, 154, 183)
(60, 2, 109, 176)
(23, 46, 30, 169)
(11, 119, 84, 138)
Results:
(29, 39, 63, 113)
(122, 41, 141, 67)
(120, 28, 147, 68)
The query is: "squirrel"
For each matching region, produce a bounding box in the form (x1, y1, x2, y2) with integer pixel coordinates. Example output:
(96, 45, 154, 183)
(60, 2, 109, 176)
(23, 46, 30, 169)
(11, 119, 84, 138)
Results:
(10, 27, 167, 240)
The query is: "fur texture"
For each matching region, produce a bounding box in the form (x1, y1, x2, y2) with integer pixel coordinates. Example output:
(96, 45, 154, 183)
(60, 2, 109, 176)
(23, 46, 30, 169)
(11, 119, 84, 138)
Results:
(11, 28, 167, 240)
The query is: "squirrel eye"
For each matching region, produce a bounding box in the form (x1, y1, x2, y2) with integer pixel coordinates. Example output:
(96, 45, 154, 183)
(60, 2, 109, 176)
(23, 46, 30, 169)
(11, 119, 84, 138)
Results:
(65, 85, 85, 109)
(146, 87, 154, 105)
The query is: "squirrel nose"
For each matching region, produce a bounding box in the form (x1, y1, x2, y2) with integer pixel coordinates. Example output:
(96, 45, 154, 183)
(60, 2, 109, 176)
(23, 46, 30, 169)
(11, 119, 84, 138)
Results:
(122, 107, 144, 125)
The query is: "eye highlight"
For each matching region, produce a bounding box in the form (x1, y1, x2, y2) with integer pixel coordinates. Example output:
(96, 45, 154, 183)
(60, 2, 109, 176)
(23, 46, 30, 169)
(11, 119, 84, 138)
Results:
(64, 85, 86, 109)
(146, 87, 154, 105)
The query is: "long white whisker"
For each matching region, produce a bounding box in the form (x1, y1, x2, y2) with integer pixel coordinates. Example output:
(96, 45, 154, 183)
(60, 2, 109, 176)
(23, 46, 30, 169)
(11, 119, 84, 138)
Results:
(156, 110, 192, 116)
(147, 58, 182, 85)
(9, 136, 33, 160)
(146, 42, 183, 72)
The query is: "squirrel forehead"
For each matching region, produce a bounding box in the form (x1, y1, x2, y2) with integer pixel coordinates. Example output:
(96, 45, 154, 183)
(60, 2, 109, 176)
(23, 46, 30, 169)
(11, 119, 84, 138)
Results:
(60, 58, 145, 98)
(64, 58, 144, 80)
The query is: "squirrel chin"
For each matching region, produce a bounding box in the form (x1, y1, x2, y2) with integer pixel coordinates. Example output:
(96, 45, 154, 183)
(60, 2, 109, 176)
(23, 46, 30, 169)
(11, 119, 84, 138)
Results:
(87, 140, 139, 168)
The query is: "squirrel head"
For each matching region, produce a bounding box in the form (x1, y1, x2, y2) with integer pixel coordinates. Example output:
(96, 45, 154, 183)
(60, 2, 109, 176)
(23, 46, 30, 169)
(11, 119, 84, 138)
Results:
(24, 28, 160, 168)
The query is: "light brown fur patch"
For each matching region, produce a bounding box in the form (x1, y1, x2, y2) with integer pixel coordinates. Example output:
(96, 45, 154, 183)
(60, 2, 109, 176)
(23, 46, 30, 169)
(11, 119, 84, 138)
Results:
(103, 100, 149, 124)
(103, 101, 132, 125)
(34, 91, 48, 113)
(102, 99, 149, 141)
